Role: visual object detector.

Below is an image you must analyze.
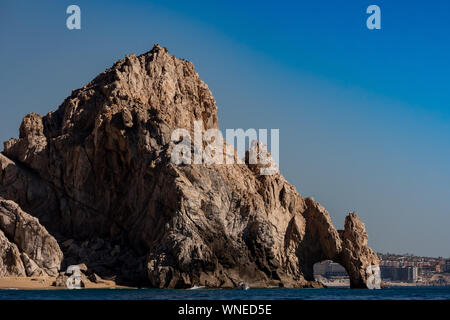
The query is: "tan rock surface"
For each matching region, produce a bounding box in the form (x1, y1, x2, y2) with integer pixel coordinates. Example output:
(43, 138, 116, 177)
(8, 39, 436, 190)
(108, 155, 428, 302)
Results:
(0, 44, 379, 288)
(0, 229, 26, 277)
(0, 198, 62, 276)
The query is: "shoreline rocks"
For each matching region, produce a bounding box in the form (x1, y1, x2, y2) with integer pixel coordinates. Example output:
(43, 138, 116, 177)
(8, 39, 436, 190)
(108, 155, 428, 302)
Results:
(0, 198, 62, 277)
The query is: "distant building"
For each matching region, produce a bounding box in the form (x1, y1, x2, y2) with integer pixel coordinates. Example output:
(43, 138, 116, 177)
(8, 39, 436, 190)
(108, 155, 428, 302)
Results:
(314, 261, 327, 275)
(381, 266, 418, 282)
(444, 259, 450, 273)
(420, 265, 435, 273)
(325, 262, 347, 278)
(412, 266, 418, 281)
(313, 260, 348, 278)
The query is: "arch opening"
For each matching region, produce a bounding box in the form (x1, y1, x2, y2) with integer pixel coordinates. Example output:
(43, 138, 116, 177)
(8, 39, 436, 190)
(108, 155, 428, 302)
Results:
(313, 260, 350, 287)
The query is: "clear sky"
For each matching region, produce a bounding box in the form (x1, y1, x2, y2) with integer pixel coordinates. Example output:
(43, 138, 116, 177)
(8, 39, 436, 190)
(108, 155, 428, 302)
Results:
(1, 0, 449, 257)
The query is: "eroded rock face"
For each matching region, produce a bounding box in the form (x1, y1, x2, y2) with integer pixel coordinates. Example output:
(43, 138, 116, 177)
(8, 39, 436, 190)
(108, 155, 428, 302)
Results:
(0, 229, 26, 277)
(0, 198, 62, 276)
(337, 213, 380, 288)
(0, 44, 378, 287)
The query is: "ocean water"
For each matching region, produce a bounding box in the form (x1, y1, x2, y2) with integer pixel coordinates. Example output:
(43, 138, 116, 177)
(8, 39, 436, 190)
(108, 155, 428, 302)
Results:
(0, 286, 449, 300)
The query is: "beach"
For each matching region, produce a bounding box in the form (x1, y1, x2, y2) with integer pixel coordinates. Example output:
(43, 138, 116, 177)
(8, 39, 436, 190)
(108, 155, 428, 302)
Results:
(0, 276, 130, 290)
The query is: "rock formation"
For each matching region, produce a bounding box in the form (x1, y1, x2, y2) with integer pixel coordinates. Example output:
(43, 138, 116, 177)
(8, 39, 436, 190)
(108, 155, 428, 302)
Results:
(0, 198, 62, 277)
(0, 44, 379, 288)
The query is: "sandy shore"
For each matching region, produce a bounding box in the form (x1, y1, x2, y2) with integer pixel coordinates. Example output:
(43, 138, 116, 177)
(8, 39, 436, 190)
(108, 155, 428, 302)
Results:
(0, 276, 131, 290)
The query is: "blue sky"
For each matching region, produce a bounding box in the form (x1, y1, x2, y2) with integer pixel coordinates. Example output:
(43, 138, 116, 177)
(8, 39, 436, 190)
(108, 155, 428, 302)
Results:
(0, 0, 449, 257)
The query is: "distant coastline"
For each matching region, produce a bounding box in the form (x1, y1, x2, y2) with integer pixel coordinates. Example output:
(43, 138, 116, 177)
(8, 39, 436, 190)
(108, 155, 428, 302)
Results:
(314, 253, 450, 287)
(321, 279, 450, 288)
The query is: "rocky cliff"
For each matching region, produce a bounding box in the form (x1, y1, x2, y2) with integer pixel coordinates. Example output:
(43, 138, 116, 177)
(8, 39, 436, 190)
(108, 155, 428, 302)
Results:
(0, 198, 62, 277)
(0, 44, 379, 288)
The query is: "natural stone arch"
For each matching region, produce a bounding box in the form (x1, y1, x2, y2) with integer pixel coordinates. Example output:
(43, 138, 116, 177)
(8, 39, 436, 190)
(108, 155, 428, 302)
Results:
(298, 198, 380, 288)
